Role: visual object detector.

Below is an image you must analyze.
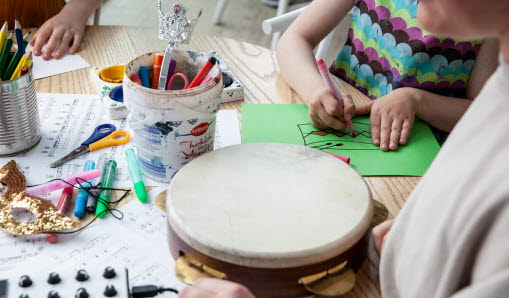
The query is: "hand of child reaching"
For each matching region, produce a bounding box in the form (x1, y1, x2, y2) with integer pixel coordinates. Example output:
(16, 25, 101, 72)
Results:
(30, 12, 86, 60)
(307, 88, 356, 131)
(355, 87, 418, 151)
(179, 278, 255, 298)
(372, 219, 394, 255)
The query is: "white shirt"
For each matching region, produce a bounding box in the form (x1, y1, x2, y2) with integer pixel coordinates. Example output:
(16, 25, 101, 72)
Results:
(381, 56, 509, 298)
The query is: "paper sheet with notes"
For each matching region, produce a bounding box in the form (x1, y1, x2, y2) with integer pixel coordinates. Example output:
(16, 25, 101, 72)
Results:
(0, 188, 185, 295)
(0, 93, 241, 188)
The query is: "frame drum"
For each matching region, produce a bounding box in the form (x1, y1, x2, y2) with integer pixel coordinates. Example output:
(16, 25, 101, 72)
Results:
(167, 143, 378, 297)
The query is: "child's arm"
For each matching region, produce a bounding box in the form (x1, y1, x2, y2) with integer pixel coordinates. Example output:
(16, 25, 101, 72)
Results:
(277, 0, 356, 131)
(30, 0, 104, 60)
(355, 39, 499, 151)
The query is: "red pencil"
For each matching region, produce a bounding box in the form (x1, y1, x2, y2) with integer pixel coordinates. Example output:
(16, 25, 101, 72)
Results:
(188, 57, 217, 89)
(19, 66, 27, 76)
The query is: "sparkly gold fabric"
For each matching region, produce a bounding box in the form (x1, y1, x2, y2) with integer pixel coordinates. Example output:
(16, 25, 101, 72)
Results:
(0, 160, 78, 235)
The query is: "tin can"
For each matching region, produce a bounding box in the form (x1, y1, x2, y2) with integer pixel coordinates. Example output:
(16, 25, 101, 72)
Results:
(0, 70, 41, 156)
(124, 50, 223, 182)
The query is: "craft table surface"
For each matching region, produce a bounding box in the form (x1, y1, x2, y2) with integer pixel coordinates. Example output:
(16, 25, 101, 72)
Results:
(35, 26, 420, 297)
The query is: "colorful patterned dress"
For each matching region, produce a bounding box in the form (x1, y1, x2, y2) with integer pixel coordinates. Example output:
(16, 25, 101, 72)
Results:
(330, 0, 482, 100)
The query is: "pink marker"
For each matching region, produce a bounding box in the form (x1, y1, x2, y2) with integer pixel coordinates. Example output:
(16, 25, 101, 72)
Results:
(26, 169, 101, 196)
(316, 59, 355, 137)
(46, 186, 74, 244)
(325, 152, 351, 164)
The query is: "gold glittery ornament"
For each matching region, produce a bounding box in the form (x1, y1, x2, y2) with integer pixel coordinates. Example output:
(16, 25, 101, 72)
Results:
(0, 161, 78, 235)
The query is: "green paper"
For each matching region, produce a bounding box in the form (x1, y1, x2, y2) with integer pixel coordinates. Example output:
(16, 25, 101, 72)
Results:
(242, 104, 440, 176)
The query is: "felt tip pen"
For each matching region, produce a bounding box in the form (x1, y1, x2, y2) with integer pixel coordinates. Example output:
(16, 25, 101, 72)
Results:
(46, 186, 74, 244)
(151, 54, 164, 89)
(73, 160, 96, 218)
(316, 59, 355, 137)
(165, 59, 177, 90)
(26, 169, 101, 196)
(138, 66, 150, 88)
(188, 57, 217, 89)
(95, 160, 117, 218)
(125, 149, 147, 203)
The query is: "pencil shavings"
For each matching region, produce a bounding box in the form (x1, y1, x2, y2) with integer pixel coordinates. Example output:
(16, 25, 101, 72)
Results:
(0, 160, 78, 235)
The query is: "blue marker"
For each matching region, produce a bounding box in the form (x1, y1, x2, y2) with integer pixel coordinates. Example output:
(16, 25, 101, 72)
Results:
(138, 66, 150, 88)
(74, 160, 96, 218)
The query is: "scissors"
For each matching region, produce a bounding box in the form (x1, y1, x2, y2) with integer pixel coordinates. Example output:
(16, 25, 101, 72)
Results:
(50, 124, 130, 168)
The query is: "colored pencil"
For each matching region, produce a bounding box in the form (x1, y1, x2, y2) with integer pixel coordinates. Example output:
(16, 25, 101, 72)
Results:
(11, 51, 31, 80)
(22, 31, 31, 49)
(0, 32, 13, 76)
(19, 66, 27, 76)
(14, 19, 24, 56)
(0, 22, 8, 55)
(188, 57, 217, 89)
(3, 51, 21, 81)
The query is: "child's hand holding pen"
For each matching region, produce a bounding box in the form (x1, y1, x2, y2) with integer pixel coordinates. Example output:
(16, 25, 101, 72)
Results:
(307, 87, 356, 132)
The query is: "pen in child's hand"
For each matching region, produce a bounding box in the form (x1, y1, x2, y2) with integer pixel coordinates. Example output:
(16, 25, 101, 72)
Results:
(316, 59, 355, 136)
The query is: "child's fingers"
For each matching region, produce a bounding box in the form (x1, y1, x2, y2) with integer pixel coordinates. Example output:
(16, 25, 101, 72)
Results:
(308, 110, 328, 129)
(379, 116, 392, 151)
(69, 33, 83, 55)
(32, 28, 53, 56)
(370, 112, 381, 146)
(372, 219, 394, 255)
(389, 119, 403, 151)
(399, 119, 413, 145)
(353, 101, 374, 116)
(343, 94, 355, 121)
(316, 104, 345, 131)
(322, 94, 344, 119)
(53, 31, 73, 59)
(42, 28, 65, 60)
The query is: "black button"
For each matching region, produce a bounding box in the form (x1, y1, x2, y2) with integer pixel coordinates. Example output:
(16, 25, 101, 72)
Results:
(75, 270, 89, 282)
(104, 285, 117, 297)
(18, 275, 32, 287)
(103, 267, 116, 279)
(75, 288, 89, 298)
(47, 273, 61, 285)
(48, 291, 60, 298)
(19, 295, 29, 298)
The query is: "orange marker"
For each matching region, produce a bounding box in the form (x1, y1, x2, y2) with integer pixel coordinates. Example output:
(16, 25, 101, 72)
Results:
(151, 54, 164, 89)
(188, 57, 217, 89)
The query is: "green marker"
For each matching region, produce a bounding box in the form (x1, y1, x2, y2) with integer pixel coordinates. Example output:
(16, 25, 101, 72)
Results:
(125, 148, 147, 203)
(95, 160, 117, 218)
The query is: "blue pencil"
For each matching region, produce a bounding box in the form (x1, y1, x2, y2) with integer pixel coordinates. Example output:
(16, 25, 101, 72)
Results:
(14, 19, 24, 56)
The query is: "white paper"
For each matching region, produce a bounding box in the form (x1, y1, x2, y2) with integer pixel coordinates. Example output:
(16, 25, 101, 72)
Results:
(0, 93, 241, 188)
(26, 45, 90, 79)
(214, 110, 241, 150)
(0, 188, 185, 295)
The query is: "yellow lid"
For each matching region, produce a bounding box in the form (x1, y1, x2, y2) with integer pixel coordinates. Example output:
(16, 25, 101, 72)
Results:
(99, 65, 126, 83)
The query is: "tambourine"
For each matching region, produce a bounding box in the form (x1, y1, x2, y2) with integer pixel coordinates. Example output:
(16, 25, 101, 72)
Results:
(166, 143, 388, 297)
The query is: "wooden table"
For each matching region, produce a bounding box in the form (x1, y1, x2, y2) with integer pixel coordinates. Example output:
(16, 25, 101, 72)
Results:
(36, 26, 419, 297)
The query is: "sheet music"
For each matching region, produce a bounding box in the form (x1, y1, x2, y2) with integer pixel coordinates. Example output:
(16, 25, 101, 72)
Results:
(0, 93, 241, 188)
(0, 188, 185, 295)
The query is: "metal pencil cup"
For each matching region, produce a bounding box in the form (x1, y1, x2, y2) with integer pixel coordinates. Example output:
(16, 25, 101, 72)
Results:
(0, 70, 41, 156)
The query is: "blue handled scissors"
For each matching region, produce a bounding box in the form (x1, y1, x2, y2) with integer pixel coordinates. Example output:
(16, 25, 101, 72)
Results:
(50, 124, 130, 168)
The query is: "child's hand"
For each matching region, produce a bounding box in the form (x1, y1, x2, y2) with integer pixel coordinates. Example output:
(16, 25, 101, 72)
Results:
(30, 13, 86, 60)
(179, 278, 255, 298)
(307, 88, 356, 131)
(372, 219, 394, 255)
(355, 88, 418, 151)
